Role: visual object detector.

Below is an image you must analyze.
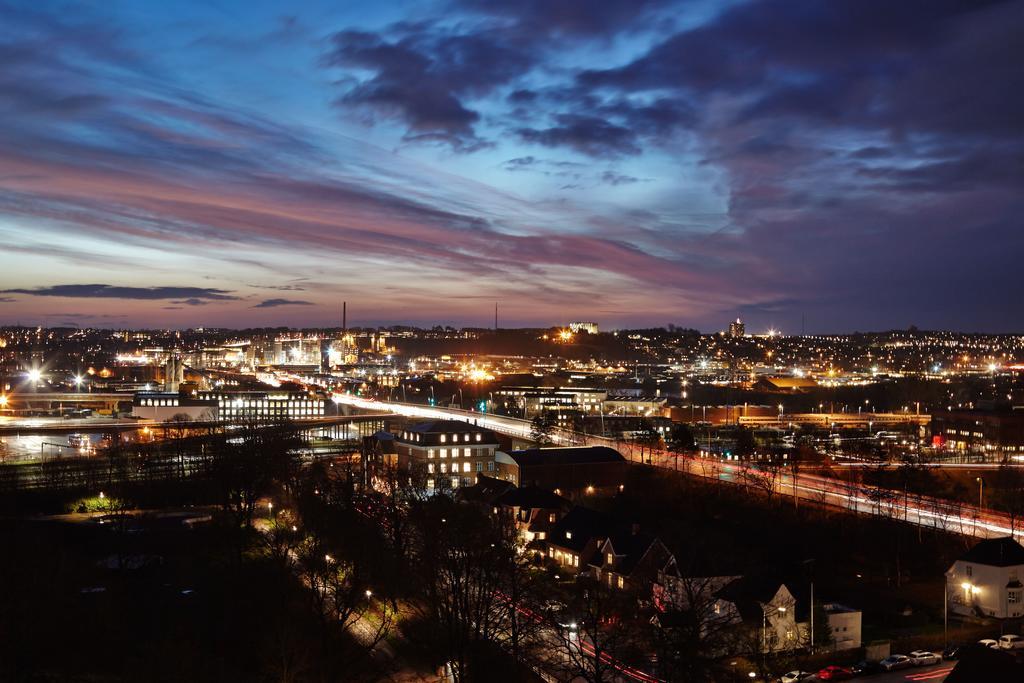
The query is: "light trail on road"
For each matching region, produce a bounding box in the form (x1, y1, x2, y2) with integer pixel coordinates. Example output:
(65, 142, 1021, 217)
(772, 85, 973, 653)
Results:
(334, 395, 1023, 542)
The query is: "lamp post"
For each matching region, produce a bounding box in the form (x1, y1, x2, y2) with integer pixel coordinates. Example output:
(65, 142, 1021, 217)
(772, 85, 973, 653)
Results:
(976, 477, 984, 509)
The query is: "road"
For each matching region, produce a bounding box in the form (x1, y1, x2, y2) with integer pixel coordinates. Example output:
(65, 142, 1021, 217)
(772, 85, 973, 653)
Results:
(334, 395, 1022, 542)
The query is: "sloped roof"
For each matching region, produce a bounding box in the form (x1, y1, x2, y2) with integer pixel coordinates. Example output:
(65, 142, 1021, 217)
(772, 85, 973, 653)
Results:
(457, 474, 516, 504)
(497, 485, 570, 510)
(960, 537, 1024, 567)
(600, 531, 663, 576)
(715, 575, 789, 622)
(548, 505, 613, 553)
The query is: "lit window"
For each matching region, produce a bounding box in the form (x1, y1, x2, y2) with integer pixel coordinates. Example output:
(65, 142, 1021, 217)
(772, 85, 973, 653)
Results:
(606, 553, 613, 565)
(428, 449, 435, 458)
(566, 531, 572, 540)
(475, 433, 482, 442)
(440, 434, 446, 443)
(440, 463, 447, 473)
(463, 462, 470, 473)
(428, 463, 434, 474)
(617, 576, 624, 589)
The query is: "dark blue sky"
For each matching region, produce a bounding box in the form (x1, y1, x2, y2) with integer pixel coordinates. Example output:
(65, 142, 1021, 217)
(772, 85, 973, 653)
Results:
(1, 0, 1021, 332)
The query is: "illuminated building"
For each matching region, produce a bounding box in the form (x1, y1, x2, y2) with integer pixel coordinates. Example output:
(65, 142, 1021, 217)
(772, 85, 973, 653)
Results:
(203, 390, 327, 421)
(134, 390, 326, 422)
(132, 392, 219, 421)
(393, 420, 500, 492)
(568, 321, 599, 335)
(495, 445, 627, 492)
(729, 318, 746, 338)
(932, 407, 1024, 455)
(946, 537, 1024, 619)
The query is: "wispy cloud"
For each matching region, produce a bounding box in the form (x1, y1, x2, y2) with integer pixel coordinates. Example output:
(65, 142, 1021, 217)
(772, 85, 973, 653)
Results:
(253, 298, 315, 308)
(2, 284, 239, 301)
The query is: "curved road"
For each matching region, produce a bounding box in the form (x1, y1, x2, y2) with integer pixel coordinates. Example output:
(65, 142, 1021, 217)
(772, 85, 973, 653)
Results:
(335, 395, 1021, 542)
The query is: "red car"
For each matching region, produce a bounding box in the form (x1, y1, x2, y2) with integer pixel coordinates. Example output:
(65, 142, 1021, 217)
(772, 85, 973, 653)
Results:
(816, 665, 853, 681)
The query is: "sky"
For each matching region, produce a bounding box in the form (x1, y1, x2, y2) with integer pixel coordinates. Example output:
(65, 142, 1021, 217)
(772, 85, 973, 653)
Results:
(0, 0, 1021, 333)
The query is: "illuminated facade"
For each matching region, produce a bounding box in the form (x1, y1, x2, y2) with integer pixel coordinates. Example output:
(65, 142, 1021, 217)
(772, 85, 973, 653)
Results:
(946, 537, 1024, 619)
(393, 420, 500, 492)
(201, 390, 326, 421)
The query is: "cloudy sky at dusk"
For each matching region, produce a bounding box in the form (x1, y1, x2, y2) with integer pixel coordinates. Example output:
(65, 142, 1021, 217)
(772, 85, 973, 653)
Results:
(1, 0, 1021, 332)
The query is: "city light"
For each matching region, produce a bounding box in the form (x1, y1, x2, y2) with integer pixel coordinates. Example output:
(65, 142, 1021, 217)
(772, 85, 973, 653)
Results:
(27, 369, 41, 383)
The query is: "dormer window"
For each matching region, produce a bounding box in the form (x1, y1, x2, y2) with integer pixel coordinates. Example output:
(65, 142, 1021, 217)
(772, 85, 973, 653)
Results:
(566, 531, 572, 540)
(440, 434, 447, 443)
(606, 552, 614, 566)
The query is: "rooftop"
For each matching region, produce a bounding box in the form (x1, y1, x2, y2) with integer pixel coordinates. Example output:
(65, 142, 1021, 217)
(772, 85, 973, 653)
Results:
(959, 537, 1024, 567)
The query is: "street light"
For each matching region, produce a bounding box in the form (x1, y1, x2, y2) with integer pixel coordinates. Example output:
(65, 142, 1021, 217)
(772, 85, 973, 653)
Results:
(976, 477, 984, 508)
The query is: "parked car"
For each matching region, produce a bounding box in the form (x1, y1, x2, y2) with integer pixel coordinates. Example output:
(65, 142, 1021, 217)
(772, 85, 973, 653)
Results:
(979, 638, 1000, 649)
(998, 634, 1024, 649)
(909, 650, 941, 666)
(851, 660, 882, 676)
(816, 665, 853, 680)
(879, 654, 912, 671)
(780, 671, 813, 683)
(942, 643, 963, 660)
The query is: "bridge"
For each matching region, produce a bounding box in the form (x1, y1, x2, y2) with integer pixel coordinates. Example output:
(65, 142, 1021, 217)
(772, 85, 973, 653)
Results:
(0, 413, 392, 436)
(333, 395, 1022, 543)
(738, 412, 930, 428)
(1, 391, 132, 413)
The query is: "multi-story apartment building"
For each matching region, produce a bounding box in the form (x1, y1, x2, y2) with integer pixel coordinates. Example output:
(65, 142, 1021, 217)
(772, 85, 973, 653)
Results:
(393, 420, 501, 492)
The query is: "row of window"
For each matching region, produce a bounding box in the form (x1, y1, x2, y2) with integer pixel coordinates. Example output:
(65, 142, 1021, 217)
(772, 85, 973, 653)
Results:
(139, 398, 180, 407)
(425, 447, 492, 458)
(426, 476, 475, 490)
(427, 461, 494, 474)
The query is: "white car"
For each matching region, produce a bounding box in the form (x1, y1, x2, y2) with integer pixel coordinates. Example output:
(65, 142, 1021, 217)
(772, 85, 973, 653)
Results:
(909, 650, 940, 666)
(780, 672, 812, 683)
(979, 638, 1000, 649)
(998, 634, 1024, 649)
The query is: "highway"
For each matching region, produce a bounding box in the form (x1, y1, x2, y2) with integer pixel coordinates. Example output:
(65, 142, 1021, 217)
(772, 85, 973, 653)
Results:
(334, 395, 1022, 543)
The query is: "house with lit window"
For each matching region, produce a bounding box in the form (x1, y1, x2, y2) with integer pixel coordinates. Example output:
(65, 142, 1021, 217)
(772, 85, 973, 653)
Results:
(946, 536, 1024, 619)
(392, 420, 501, 493)
(714, 576, 802, 654)
(496, 485, 572, 545)
(545, 505, 613, 574)
(589, 528, 674, 593)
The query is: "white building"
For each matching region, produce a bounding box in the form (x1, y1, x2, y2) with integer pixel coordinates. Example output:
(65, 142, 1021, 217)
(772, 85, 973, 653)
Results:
(822, 603, 862, 650)
(946, 536, 1024, 619)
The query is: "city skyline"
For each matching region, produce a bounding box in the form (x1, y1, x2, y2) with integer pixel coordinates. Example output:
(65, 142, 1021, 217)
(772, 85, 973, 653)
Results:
(2, 0, 1022, 332)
